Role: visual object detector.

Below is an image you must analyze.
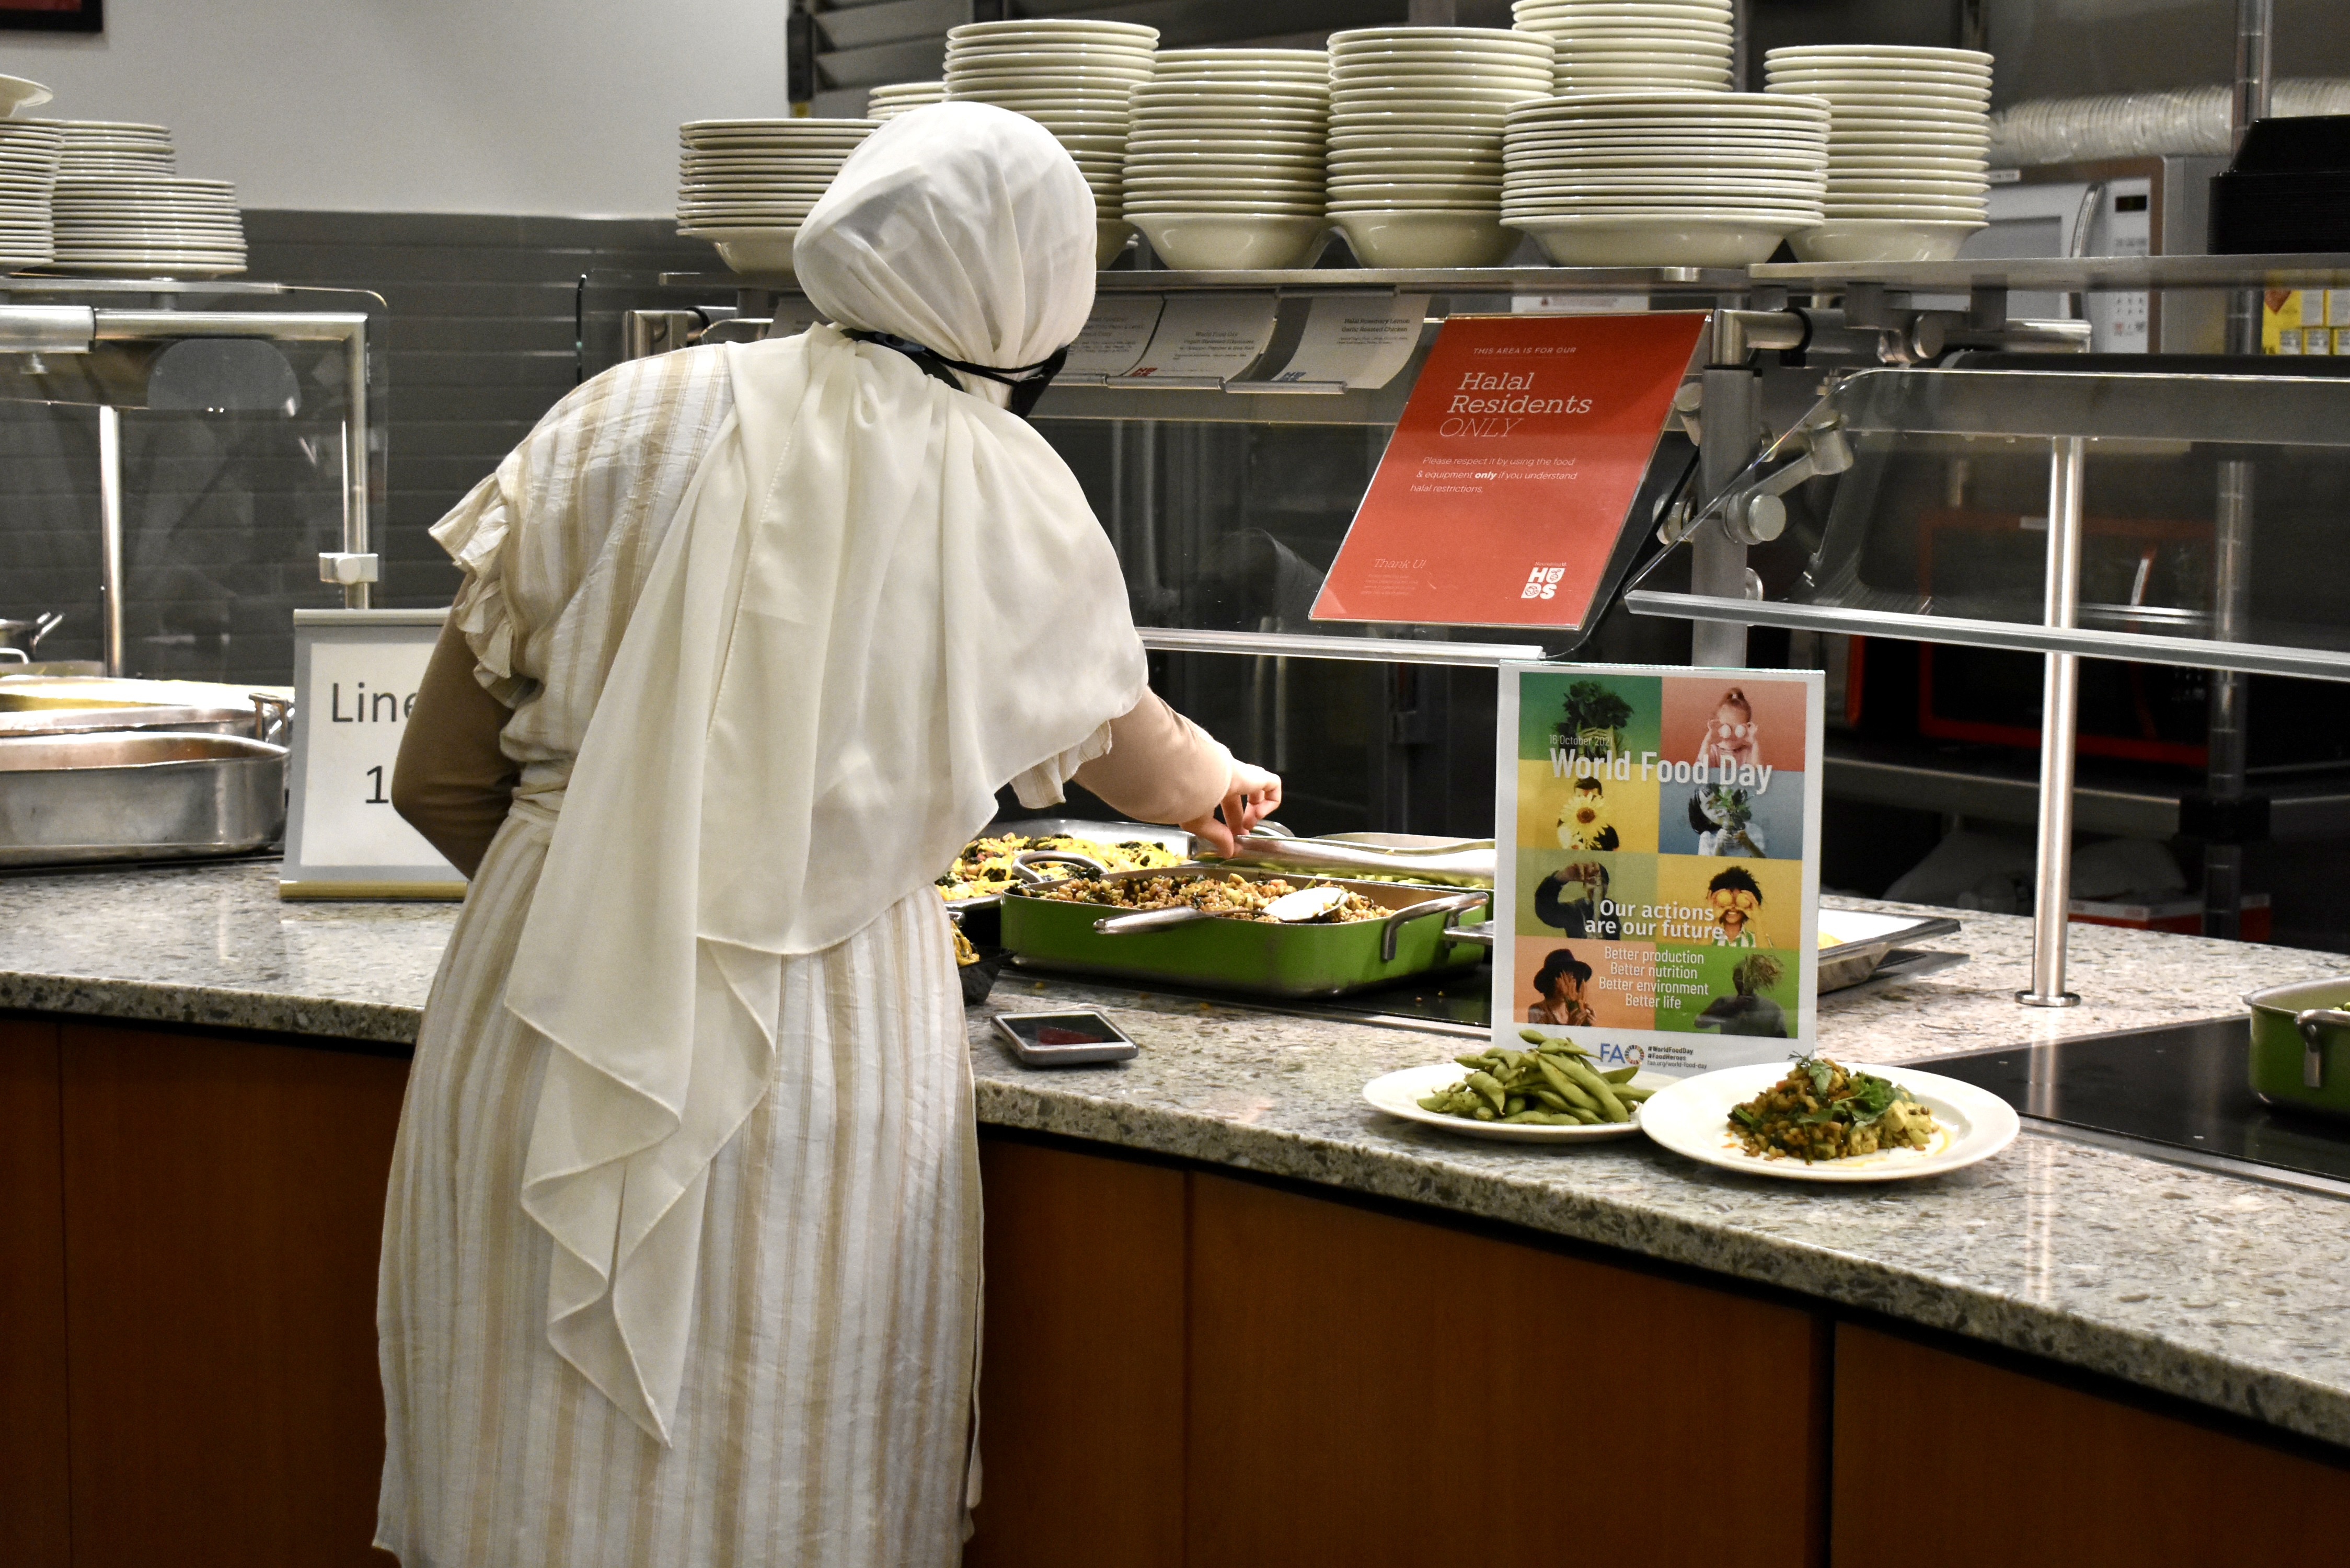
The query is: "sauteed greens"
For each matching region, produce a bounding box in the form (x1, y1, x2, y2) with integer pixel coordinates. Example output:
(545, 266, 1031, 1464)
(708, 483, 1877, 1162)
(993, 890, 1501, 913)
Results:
(1727, 1055, 1941, 1162)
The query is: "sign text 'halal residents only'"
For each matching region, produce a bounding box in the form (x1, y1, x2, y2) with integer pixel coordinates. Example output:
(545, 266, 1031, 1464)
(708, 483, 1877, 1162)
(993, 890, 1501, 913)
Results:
(1311, 312, 1709, 630)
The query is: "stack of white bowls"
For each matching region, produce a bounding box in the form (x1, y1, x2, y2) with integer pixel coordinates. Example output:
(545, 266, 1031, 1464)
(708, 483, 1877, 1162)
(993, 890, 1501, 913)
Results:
(867, 80, 946, 120)
(48, 174, 246, 277)
(0, 119, 60, 272)
(1765, 45, 1992, 263)
(1511, 0, 1736, 93)
(944, 18, 1159, 267)
(1326, 26, 1555, 267)
(676, 118, 876, 276)
(1123, 48, 1329, 270)
(1502, 90, 1828, 265)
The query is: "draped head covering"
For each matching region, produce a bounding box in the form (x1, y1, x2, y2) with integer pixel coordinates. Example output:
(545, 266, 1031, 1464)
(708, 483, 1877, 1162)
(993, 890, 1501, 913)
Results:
(501, 102, 1145, 1443)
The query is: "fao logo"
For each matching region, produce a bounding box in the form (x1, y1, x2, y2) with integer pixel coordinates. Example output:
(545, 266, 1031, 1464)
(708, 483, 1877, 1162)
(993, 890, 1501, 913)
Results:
(1522, 563, 1567, 599)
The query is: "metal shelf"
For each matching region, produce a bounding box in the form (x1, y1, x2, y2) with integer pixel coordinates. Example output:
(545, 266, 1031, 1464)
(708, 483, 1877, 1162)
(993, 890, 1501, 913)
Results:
(1623, 591, 2350, 684)
(1823, 735, 2350, 841)
(1089, 265, 1754, 295)
(1138, 628, 1548, 667)
(1753, 250, 2350, 294)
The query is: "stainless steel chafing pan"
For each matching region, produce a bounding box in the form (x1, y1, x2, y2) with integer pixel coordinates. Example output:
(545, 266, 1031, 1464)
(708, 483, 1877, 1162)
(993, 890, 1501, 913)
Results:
(0, 731, 287, 866)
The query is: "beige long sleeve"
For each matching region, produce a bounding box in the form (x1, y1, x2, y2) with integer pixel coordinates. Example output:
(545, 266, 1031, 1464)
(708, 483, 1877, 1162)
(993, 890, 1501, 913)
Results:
(391, 615, 521, 879)
(1070, 689, 1234, 826)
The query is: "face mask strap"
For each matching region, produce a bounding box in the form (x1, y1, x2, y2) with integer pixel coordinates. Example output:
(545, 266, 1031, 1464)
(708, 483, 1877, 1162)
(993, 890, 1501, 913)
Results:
(842, 329, 1069, 420)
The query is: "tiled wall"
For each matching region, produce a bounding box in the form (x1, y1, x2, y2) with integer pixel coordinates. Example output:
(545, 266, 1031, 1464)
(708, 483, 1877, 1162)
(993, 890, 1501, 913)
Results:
(0, 212, 710, 684)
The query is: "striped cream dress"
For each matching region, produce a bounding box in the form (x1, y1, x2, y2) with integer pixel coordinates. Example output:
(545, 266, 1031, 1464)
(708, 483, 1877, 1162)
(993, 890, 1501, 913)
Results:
(375, 345, 981, 1567)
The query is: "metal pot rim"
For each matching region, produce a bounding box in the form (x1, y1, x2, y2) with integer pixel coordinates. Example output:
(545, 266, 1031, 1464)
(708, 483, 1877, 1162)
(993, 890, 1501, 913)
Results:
(2243, 976, 2350, 1015)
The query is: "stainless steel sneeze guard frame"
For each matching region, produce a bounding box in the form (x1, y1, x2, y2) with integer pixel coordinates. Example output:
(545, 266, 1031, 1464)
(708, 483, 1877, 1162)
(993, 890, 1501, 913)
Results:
(1137, 628, 1548, 667)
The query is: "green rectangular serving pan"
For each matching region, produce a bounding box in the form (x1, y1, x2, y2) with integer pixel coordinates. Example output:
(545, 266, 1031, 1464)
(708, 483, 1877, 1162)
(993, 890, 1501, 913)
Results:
(1001, 868, 1492, 999)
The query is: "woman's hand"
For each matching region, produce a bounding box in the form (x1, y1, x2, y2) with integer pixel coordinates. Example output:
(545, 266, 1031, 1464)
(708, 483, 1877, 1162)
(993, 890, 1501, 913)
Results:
(1183, 759, 1282, 857)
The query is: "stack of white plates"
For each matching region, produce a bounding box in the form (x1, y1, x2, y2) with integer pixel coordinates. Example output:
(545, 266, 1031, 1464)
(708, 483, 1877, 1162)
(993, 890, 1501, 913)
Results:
(1765, 45, 1991, 263)
(676, 118, 876, 276)
(1326, 26, 1555, 267)
(1123, 48, 1329, 270)
(944, 17, 1159, 267)
(867, 81, 945, 121)
(29, 119, 176, 176)
(49, 175, 245, 277)
(1502, 90, 1828, 265)
(1512, 0, 1736, 93)
(0, 120, 60, 272)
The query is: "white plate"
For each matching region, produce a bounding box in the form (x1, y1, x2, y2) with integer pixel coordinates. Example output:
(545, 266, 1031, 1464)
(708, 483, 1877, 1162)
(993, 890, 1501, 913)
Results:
(1366, 1062, 1674, 1142)
(1640, 1060, 2018, 1181)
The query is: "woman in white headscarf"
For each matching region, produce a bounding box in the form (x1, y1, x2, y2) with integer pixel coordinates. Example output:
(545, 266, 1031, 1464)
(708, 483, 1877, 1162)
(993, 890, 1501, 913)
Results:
(375, 102, 1278, 1568)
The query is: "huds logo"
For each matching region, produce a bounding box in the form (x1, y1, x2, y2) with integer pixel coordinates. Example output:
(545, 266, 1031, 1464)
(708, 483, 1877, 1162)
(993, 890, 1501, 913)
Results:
(1522, 563, 1568, 599)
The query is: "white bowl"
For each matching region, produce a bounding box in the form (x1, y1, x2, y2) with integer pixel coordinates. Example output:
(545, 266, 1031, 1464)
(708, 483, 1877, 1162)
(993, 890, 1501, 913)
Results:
(1331, 24, 1555, 51)
(1790, 217, 1980, 262)
(699, 227, 798, 274)
(1766, 43, 1991, 65)
(0, 75, 53, 117)
(1330, 157, 1504, 179)
(1505, 211, 1798, 264)
(1327, 208, 1515, 266)
(1332, 56, 1553, 79)
(1827, 175, 1992, 194)
(1096, 218, 1134, 267)
(1130, 149, 1325, 170)
(949, 17, 1157, 41)
(1131, 212, 1326, 268)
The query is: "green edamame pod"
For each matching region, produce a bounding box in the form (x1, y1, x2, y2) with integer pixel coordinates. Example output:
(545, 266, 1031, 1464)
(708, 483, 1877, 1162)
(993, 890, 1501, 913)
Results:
(1559, 1057, 1629, 1122)
(1614, 1085, 1654, 1103)
(1602, 1066, 1638, 1084)
(1504, 1095, 1526, 1116)
(1535, 1056, 1599, 1112)
(1502, 1109, 1548, 1124)
(1467, 1070, 1507, 1114)
(1517, 1028, 1549, 1045)
(1533, 1088, 1570, 1113)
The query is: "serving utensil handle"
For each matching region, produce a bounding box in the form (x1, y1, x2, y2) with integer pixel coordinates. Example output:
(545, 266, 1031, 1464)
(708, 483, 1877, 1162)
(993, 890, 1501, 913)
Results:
(1012, 849, 1108, 884)
(1379, 891, 1492, 963)
(1093, 906, 1213, 936)
(2293, 1007, 2348, 1089)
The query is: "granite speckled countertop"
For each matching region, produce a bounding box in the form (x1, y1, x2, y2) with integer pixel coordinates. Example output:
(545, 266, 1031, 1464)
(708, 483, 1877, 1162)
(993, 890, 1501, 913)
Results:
(6, 857, 2348, 1449)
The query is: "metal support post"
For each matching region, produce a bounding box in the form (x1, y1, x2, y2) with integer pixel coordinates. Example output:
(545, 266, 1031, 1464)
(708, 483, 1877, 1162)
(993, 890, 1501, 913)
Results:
(2021, 436, 2087, 1007)
(96, 402, 124, 677)
(2205, 461, 2254, 937)
(1692, 335, 1759, 667)
(342, 322, 372, 609)
(2203, 0, 2270, 937)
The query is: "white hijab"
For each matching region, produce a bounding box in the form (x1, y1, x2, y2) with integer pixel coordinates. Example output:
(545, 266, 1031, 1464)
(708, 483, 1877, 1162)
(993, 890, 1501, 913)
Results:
(502, 103, 1145, 1443)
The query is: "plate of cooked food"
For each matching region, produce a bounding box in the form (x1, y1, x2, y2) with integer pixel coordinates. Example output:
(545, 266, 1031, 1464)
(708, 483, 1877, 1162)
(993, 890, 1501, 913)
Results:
(1364, 1031, 1673, 1142)
(1638, 1055, 2020, 1181)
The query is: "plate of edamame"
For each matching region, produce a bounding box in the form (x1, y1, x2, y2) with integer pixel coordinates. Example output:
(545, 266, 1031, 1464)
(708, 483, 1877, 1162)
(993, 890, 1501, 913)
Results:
(1364, 1036, 1670, 1143)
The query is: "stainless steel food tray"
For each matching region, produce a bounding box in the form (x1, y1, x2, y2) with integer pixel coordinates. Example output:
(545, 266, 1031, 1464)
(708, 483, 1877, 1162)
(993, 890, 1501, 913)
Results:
(0, 731, 287, 867)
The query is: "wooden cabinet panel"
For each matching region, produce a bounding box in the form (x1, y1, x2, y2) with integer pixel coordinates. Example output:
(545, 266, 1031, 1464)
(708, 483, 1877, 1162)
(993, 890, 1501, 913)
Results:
(59, 1023, 407, 1568)
(1185, 1172, 1829, 1568)
(1832, 1323, 2350, 1566)
(966, 1135, 1189, 1568)
(0, 1018, 71, 1567)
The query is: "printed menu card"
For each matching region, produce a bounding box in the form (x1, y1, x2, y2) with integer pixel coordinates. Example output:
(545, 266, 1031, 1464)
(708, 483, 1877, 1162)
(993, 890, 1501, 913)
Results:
(1312, 311, 1708, 630)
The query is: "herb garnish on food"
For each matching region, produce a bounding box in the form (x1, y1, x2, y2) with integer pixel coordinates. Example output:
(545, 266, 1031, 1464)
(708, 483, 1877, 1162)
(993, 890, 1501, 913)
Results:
(1727, 1055, 1941, 1162)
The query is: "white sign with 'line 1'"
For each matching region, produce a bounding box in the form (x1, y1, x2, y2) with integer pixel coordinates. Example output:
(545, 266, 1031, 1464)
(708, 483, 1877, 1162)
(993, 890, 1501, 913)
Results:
(281, 608, 464, 900)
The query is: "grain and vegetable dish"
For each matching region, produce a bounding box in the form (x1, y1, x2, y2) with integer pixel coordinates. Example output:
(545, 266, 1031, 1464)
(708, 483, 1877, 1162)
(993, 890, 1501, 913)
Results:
(1029, 871, 1385, 923)
(938, 832, 1184, 901)
(1727, 1055, 1941, 1162)
(1415, 1028, 1652, 1127)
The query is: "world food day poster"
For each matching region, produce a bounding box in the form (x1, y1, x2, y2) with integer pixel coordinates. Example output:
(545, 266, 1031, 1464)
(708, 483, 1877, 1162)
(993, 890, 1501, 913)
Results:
(1493, 663, 1825, 1076)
